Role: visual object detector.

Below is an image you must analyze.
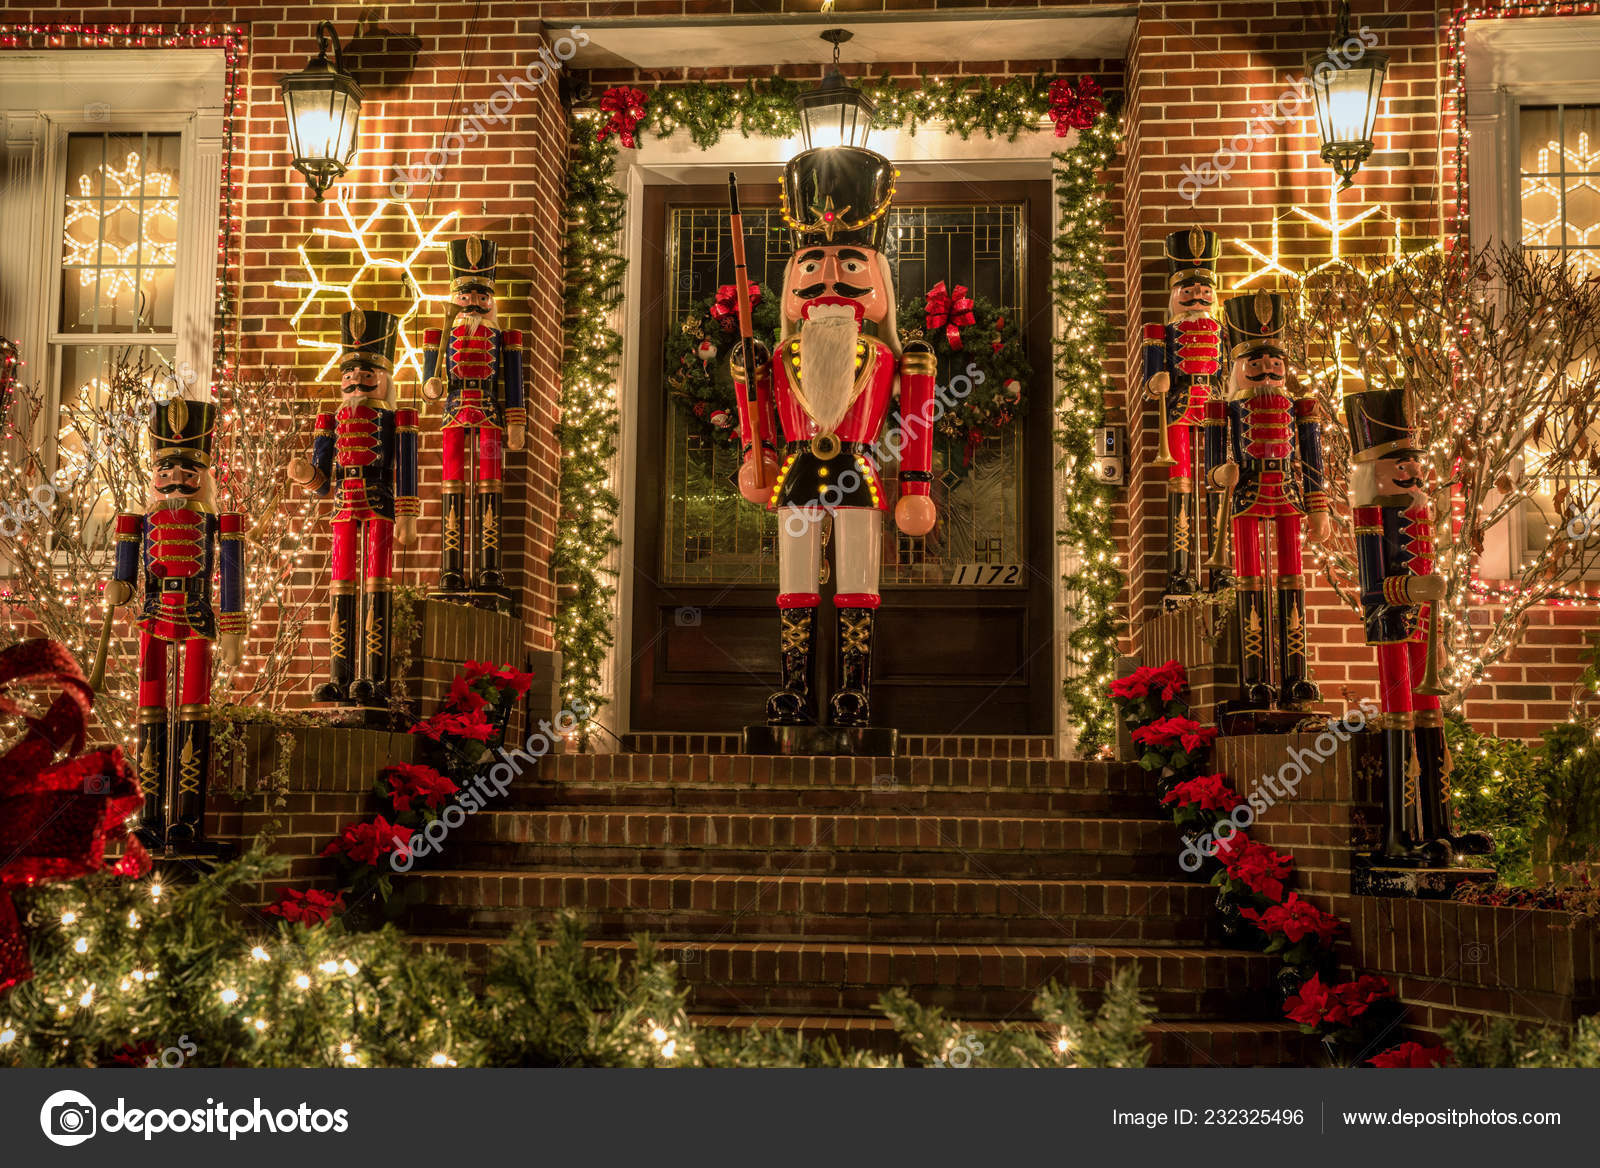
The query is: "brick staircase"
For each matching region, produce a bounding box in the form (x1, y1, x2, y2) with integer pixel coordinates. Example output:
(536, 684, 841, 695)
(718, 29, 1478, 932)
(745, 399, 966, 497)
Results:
(401, 735, 1316, 1066)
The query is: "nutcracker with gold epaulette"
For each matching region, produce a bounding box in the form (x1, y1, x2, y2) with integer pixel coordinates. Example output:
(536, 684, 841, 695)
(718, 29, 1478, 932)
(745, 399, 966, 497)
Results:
(99, 397, 244, 855)
(287, 307, 419, 709)
(1344, 388, 1491, 868)
(1207, 290, 1328, 727)
(1142, 227, 1223, 603)
(423, 234, 526, 607)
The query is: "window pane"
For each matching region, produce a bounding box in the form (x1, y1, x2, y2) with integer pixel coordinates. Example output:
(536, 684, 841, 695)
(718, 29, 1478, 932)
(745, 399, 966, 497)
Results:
(1519, 106, 1560, 174)
(60, 131, 181, 334)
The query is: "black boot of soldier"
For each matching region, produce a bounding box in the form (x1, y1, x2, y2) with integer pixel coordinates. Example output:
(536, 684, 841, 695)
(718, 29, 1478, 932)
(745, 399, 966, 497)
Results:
(766, 606, 818, 726)
(313, 588, 357, 703)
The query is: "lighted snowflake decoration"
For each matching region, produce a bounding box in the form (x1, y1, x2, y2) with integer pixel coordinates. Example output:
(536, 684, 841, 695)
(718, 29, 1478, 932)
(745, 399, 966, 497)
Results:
(273, 191, 460, 384)
(1521, 130, 1600, 281)
(61, 152, 179, 300)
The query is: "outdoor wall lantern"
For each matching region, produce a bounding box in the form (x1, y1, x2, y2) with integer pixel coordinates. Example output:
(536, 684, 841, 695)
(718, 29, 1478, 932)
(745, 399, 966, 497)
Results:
(279, 21, 365, 201)
(795, 29, 875, 152)
(1307, 1, 1389, 190)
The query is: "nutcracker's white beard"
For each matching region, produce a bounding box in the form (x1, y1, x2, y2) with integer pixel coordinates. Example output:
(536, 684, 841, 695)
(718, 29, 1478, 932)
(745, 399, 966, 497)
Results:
(797, 304, 861, 435)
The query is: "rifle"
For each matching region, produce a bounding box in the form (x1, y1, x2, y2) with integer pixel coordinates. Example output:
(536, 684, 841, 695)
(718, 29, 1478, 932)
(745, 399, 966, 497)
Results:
(727, 173, 766, 490)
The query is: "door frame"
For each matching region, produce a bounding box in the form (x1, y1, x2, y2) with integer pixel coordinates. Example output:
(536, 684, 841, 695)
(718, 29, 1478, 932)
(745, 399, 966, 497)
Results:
(599, 126, 1085, 753)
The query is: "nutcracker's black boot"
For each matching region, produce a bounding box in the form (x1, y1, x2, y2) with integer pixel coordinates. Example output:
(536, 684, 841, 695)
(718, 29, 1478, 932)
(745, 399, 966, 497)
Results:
(350, 586, 391, 707)
(439, 489, 467, 592)
(1206, 490, 1233, 593)
(313, 587, 357, 702)
(828, 605, 876, 728)
(1162, 485, 1198, 604)
(475, 488, 505, 591)
(134, 712, 167, 849)
(765, 605, 818, 726)
(1235, 582, 1276, 709)
(1414, 718, 1493, 860)
(166, 717, 230, 857)
(1374, 727, 1425, 866)
(1276, 581, 1321, 707)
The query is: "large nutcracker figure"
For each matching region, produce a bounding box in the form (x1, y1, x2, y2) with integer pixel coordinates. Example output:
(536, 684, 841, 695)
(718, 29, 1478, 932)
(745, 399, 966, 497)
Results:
(105, 399, 244, 852)
(1344, 389, 1489, 866)
(1142, 228, 1222, 602)
(732, 145, 937, 735)
(287, 308, 419, 706)
(422, 235, 526, 599)
(1207, 291, 1328, 719)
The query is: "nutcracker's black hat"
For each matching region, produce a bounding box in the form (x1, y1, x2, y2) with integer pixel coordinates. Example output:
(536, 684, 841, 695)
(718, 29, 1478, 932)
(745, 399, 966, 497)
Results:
(1344, 388, 1420, 463)
(780, 146, 897, 252)
(1165, 227, 1220, 288)
(1223, 290, 1289, 360)
(149, 398, 217, 468)
(447, 234, 498, 294)
(338, 306, 397, 373)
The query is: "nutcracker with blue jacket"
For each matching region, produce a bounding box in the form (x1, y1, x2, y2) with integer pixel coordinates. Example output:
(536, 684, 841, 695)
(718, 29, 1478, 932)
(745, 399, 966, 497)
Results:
(423, 235, 526, 599)
(104, 398, 244, 852)
(287, 308, 419, 707)
(1142, 228, 1223, 602)
(1345, 389, 1489, 866)
(731, 145, 938, 729)
(1207, 291, 1329, 718)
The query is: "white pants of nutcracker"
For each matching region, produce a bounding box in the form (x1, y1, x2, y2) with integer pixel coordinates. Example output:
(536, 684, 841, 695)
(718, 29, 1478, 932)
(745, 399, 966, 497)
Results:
(770, 507, 882, 727)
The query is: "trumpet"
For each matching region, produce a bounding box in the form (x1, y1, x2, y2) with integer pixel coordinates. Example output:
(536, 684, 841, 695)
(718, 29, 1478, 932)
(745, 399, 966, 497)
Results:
(1414, 597, 1449, 697)
(1204, 466, 1236, 571)
(1148, 373, 1177, 468)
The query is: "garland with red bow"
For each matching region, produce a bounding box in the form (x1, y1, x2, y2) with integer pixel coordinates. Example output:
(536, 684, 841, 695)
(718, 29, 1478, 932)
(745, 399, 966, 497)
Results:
(596, 86, 649, 149)
(0, 639, 149, 993)
(665, 285, 782, 443)
(1047, 76, 1105, 136)
(897, 284, 1032, 467)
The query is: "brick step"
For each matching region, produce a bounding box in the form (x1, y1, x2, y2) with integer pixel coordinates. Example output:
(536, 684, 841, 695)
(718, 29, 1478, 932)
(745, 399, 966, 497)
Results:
(619, 734, 1057, 759)
(514, 781, 1154, 817)
(692, 1014, 1316, 1067)
(531, 754, 1154, 797)
(400, 871, 1216, 944)
(449, 811, 1180, 878)
(409, 936, 1282, 1021)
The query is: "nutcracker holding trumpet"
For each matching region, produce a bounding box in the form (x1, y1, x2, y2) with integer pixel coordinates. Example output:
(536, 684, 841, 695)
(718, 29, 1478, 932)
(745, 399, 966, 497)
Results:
(1205, 291, 1328, 724)
(1343, 387, 1490, 867)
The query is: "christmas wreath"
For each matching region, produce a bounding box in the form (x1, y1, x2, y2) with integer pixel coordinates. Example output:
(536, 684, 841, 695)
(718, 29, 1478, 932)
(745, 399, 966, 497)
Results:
(665, 282, 781, 443)
(896, 282, 1031, 463)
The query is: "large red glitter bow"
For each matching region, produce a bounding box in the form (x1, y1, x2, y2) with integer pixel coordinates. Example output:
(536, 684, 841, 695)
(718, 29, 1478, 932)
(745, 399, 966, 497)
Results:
(0, 639, 148, 994)
(596, 86, 649, 149)
(711, 282, 760, 331)
(924, 281, 975, 350)
(1047, 76, 1105, 137)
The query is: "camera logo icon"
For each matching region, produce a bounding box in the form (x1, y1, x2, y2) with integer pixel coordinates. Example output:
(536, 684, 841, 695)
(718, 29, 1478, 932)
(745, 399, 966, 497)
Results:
(40, 1089, 97, 1146)
(673, 607, 701, 628)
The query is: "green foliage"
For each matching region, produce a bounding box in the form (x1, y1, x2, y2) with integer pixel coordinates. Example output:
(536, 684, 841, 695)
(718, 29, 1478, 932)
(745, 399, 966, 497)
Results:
(879, 965, 1152, 1068)
(1446, 1014, 1600, 1068)
(1535, 718, 1600, 869)
(663, 289, 782, 446)
(1445, 714, 1544, 884)
(895, 287, 1031, 448)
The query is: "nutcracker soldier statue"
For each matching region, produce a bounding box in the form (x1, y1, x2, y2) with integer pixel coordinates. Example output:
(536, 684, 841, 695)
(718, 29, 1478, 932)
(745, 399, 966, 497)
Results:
(287, 308, 419, 708)
(1207, 290, 1328, 724)
(423, 235, 526, 604)
(1142, 227, 1223, 603)
(731, 146, 937, 751)
(1344, 389, 1490, 867)
(103, 398, 244, 853)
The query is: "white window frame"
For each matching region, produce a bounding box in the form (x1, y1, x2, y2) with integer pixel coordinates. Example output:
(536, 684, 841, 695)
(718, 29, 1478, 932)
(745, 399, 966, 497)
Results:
(1464, 15, 1600, 580)
(0, 48, 225, 482)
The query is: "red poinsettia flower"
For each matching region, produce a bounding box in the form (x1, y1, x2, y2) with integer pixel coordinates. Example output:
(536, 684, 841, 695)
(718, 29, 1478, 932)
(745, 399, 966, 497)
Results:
(1110, 667, 1153, 701)
(1148, 660, 1188, 701)
(1179, 722, 1218, 754)
(1161, 772, 1241, 813)
(1284, 972, 1391, 1027)
(1330, 973, 1392, 1021)
(446, 675, 490, 714)
(1283, 973, 1337, 1027)
(106, 1040, 161, 1068)
(1216, 835, 1296, 902)
(410, 707, 496, 743)
(1130, 715, 1183, 747)
(464, 659, 535, 699)
(264, 886, 348, 925)
(1242, 892, 1341, 947)
(383, 762, 460, 813)
(322, 816, 413, 868)
(1369, 1041, 1451, 1068)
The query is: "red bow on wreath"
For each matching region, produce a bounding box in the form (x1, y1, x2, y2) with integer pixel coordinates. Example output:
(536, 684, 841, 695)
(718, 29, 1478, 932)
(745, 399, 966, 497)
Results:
(0, 639, 148, 993)
(925, 281, 975, 350)
(1047, 76, 1105, 137)
(596, 86, 649, 149)
(711, 282, 760, 331)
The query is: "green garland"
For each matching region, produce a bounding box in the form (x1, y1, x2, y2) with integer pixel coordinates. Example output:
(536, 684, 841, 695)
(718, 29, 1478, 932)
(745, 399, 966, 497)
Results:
(561, 79, 1123, 748)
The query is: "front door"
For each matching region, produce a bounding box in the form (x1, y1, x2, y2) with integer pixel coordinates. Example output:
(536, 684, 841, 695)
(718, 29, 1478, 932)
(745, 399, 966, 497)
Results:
(629, 180, 1055, 734)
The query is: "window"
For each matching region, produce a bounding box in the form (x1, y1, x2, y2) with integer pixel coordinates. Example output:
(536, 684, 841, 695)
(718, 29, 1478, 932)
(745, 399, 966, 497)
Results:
(1519, 104, 1600, 279)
